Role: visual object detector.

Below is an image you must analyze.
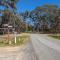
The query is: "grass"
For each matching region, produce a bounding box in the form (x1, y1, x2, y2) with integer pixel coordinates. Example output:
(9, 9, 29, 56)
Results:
(49, 35, 60, 40)
(0, 33, 29, 47)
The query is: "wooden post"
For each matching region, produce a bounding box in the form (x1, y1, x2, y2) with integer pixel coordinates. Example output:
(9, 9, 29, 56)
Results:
(8, 28, 11, 44)
(14, 32, 17, 44)
(15, 36, 16, 44)
(8, 28, 9, 43)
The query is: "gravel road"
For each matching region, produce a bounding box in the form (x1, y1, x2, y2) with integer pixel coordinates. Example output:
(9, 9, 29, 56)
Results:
(0, 34, 60, 60)
(31, 34, 60, 60)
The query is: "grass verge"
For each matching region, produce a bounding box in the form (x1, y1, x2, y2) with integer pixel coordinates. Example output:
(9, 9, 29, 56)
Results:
(0, 33, 30, 47)
(49, 34, 60, 40)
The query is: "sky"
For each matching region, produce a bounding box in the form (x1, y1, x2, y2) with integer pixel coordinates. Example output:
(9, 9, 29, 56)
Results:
(0, 0, 60, 13)
(16, 0, 60, 13)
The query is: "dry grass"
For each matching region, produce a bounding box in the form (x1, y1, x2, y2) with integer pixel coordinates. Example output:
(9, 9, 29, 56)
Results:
(49, 34, 60, 40)
(0, 33, 30, 47)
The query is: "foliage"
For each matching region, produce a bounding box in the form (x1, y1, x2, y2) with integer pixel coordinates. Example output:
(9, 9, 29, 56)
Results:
(0, 0, 19, 10)
(21, 4, 60, 33)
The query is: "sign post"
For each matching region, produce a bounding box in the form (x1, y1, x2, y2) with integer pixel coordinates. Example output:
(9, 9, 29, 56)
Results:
(8, 26, 12, 44)
(3, 24, 12, 44)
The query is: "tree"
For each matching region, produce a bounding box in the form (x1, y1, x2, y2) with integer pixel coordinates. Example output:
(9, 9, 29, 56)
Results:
(0, 0, 19, 10)
(0, 0, 19, 34)
(29, 4, 60, 33)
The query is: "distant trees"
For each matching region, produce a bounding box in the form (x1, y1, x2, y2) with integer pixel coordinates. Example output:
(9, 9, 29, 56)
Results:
(28, 4, 60, 33)
(0, 2, 60, 33)
(20, 11, 33, 32)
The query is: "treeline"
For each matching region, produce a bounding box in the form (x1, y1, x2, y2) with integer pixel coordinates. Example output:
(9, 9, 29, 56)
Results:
(0, 10, 32, 34)
(0, 0, 60, 34)
(21, 4, 60, 33)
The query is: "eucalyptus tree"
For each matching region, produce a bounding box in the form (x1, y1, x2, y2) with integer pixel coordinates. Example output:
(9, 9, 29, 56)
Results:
(20, 10, 32, 32)
(0, 0, 19, 34)
(29, 4, 60, 33)
(0, 0, 19, 10)
(0, 0, 19, 26)
(43, 4, 60, 33)
(29, 6, 48, 32)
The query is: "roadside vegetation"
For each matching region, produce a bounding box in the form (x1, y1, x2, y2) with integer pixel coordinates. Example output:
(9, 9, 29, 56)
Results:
(0, 33, 30, 47)
(49, 34, 60, 40)
(52, 36, 60, 40)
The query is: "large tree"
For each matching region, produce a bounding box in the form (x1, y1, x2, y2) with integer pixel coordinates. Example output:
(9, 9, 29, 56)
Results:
(0, 0, 19, 10)
(0, 0, 19, 34)
(29, 4, 60, 33)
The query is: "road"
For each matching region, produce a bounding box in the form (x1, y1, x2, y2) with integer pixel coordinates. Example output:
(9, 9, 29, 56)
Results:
(31, 34, 60, 60)
(0, 34, 60, 60)
(0, 38, 37, 60)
